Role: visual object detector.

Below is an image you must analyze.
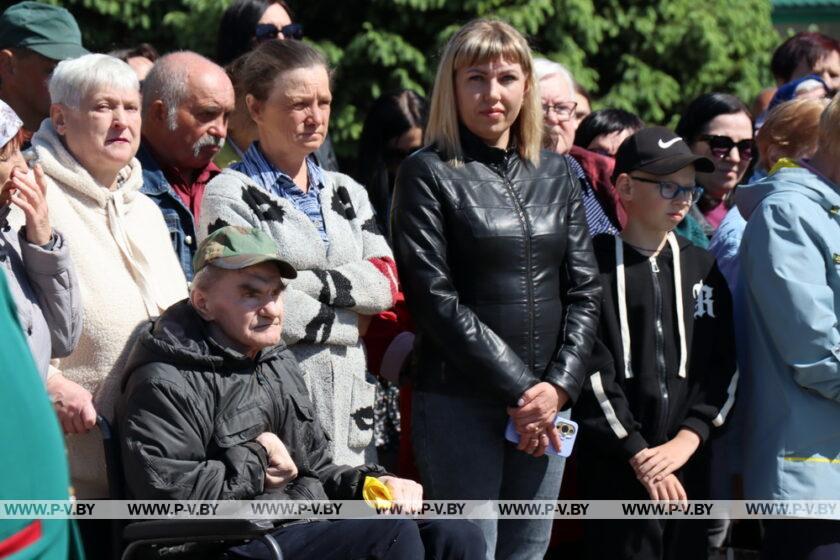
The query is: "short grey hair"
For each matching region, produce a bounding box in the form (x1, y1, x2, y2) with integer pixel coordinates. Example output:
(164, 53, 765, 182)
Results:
(189, 263, 226, 296)
(533, 57, 575, 94)
(142, 51, 217, 131)
(49, 54, 139, 109)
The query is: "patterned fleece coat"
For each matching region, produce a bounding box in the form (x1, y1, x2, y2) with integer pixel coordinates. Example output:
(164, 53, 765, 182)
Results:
(18, 120, 188, 498)
(198, 168, 397, 466)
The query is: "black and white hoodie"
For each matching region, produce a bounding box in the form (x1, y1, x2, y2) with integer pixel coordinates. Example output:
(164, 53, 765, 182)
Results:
(574, 232, 737, 460)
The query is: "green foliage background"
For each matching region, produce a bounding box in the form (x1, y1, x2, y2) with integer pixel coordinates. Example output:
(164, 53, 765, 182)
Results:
(42, 0, 779, 164)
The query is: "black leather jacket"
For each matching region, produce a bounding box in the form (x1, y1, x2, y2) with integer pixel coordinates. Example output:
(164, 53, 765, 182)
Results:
(391, 130, 602, 406)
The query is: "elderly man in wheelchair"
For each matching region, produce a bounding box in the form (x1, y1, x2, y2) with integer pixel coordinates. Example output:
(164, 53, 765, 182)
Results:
(116, 226, 484, 559)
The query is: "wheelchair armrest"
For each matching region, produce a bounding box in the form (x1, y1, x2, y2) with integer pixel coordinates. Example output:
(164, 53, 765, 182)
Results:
(123, 518, 274, 541)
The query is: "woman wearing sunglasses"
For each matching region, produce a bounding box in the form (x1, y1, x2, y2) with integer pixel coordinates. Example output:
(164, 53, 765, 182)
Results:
(216, 0, 299, 66)
(675, 93, 755, 239)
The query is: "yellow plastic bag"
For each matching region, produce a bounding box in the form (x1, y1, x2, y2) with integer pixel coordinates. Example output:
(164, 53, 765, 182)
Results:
(362, 476, 393, 509)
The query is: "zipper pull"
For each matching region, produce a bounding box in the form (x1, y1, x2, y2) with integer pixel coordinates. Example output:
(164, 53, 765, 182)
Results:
(649, 257, 660, 274)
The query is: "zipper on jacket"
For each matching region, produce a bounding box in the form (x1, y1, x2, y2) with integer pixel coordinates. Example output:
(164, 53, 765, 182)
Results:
(501, 170, 535, 369)
(649, 256, 670, 441)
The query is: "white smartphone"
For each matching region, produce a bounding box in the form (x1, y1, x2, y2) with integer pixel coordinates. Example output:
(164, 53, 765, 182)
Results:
(504, 414, 579, 457)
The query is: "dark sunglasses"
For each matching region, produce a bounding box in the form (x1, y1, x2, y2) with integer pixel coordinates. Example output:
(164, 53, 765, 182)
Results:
(630, 176, 705, 204)
(255, 22, 304, 41)
(698, 134, 755, 160)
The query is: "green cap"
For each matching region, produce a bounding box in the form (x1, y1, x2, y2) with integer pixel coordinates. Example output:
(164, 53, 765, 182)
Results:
(0, 2, 88, 61)
(193, 226, 297, 279)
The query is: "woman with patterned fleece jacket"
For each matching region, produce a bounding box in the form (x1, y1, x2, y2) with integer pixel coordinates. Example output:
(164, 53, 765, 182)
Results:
(199, 40, 396, 466)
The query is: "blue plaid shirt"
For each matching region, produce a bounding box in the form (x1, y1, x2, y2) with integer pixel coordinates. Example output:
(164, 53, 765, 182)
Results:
(233, 142, 330, 247)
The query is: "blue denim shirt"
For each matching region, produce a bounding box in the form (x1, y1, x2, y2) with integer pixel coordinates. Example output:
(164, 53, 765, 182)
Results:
(137, 143, 199, 280)
(233, 142, 329, 248)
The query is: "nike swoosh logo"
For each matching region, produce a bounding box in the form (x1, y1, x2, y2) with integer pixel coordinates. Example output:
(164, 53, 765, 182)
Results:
(658, 137, 682, 149)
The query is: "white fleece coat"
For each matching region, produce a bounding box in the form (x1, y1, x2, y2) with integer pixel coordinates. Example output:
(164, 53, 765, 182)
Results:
(199, 168, 396, 466)
(27, 121, 188, 498)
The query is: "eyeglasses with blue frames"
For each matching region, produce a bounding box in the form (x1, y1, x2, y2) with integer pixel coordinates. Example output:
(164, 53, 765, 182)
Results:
(255, 22, 304, 41)
(630, 176, 704, 204)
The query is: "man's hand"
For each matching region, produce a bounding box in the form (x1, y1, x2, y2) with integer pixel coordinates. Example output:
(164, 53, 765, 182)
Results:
(508, 382, 569, 453)
(9, 164, 52, 246)
(379, 475, 423, 514)
(630, 429, 701, 483)
(47, 372, 96, 434)
(255, 432, 298, 489)
(641, 474, 687, 504)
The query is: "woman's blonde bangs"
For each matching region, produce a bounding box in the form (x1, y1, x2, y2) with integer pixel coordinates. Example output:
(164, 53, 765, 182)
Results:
(452, 26, 532, 77)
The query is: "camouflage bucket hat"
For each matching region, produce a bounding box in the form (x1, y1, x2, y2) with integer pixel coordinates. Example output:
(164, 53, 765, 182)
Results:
(193, 226, 297, 279)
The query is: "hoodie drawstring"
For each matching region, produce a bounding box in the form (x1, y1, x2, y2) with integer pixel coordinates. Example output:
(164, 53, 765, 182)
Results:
(615, 239, 633, 379)
(667, 233, 688, 378)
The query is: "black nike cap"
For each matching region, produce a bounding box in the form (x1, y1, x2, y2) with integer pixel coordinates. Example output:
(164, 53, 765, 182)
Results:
(613, 126, 714, 182)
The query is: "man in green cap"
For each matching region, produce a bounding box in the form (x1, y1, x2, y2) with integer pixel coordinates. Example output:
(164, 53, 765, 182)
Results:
(0, 1, 88, 132)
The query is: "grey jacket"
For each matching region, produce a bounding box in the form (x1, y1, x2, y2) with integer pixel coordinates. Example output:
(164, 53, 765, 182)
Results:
(0, 207, 82, 380)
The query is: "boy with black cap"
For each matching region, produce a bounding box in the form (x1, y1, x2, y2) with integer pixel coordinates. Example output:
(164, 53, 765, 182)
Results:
(573, 127, 738, 560)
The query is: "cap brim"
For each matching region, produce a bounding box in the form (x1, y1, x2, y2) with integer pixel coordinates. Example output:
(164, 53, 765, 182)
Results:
(26, 42, 89, 61)
(637, 154, 715, 175)
(210, 254, 298, 279)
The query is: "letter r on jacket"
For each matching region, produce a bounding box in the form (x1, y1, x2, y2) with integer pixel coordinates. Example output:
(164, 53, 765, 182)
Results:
(692, 281, 715, 318)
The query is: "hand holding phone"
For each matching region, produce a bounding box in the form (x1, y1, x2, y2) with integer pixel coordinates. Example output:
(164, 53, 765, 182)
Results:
(505, 414, 579, 457)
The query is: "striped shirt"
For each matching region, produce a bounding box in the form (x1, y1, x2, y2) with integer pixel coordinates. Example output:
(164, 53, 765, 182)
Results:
(233, 142, 330, 247)
(565, 155, 619, 237)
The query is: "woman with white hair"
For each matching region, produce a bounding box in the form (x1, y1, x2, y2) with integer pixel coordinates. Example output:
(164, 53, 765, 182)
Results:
(391, 19, 602, 559)
(533, 57, 578, 154)
(18, 54, 188, 501)
(535, 57, 621, 236)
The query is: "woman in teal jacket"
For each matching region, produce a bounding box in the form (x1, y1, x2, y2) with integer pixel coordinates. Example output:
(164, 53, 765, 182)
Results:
(735, 95, 840, 559)
(0, 268, 82, 558)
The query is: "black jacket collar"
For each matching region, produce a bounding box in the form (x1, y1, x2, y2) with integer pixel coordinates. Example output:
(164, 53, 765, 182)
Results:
(123, 299, 286, 384)
(459, 125, 518, 169)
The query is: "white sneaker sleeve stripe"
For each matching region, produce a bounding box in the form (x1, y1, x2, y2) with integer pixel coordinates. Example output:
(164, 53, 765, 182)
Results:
(590, 371, 629, 439)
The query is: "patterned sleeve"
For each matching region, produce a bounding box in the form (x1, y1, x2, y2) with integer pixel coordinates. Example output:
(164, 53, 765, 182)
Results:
(199, 174, 360, 347)
(290, 175, 397, 315)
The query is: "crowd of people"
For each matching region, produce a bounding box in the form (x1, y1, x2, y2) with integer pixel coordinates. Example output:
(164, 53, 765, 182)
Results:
(0, 1, 839, 559)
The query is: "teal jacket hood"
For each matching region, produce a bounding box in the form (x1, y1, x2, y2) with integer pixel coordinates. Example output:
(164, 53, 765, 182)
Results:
(736, 165, 840, 222)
